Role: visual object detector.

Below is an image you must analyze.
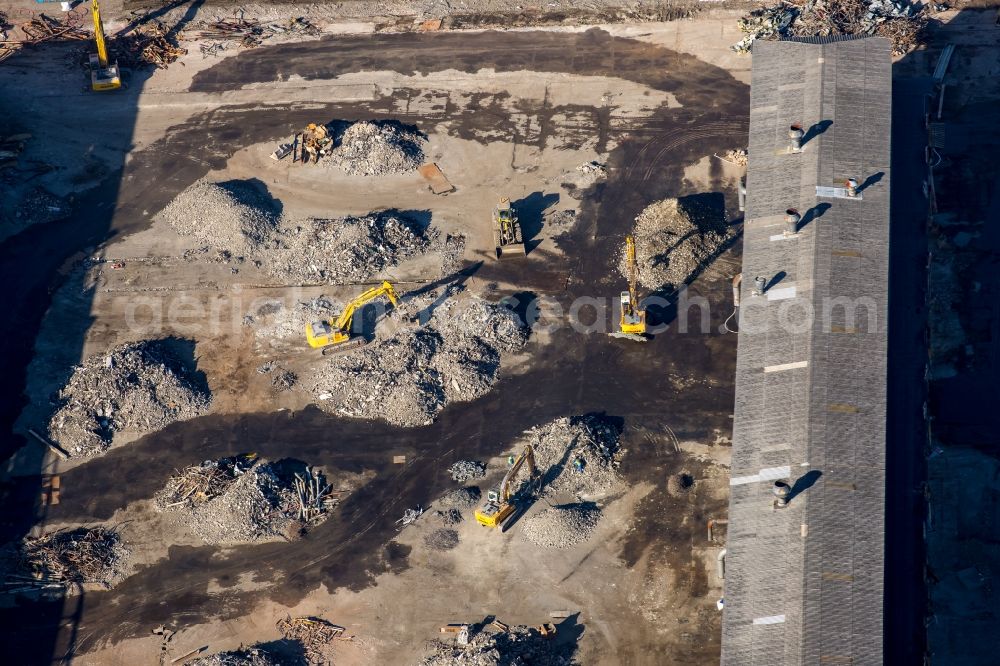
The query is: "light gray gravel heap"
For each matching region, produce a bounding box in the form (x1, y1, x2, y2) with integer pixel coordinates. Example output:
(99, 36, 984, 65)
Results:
(47, 340, 211, 458)
(188, 647, 282, 666)
(265, 211, 433, 284)
(158, 180, 280, 258)
(309, 299, 529, 427)
(522, 415, 623, 498)
(619, 197, 734, 291)
(418, 624, 576, 666)
(327, 121, 425, 176)
(520, 504, 601, 549)
(448, 460, 486, 483)
(424, 528, 460, 551)
(437, 487, 481, 509)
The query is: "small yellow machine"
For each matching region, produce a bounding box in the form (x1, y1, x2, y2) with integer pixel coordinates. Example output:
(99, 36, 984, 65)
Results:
(492, 197, 526, 259)
(305, 281, 399, 354)
(474, 444, 539, 529)
(89, 0, 121, 92)
(618, 235, 647, 337)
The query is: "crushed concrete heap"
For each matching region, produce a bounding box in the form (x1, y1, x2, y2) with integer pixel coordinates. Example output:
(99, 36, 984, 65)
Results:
(310, 297, 529, 427)
(438, 486, 481, 509)
(158, 179, 281, 258)
(523, 415, 623, 498)
(448, 460, 486, 483)
(419, 624, 576, 665)
(520, 504, 601, 549)
(16, 527, 130, 589)
(156, 457, 332, 545)
(328, 120, 425, 176)
(620, 196, 734, 292)
(249, 296, 340, 344)
(189, 647, 282, 666)
(47, 340, 211, 458)
(266, 211, 433, 284)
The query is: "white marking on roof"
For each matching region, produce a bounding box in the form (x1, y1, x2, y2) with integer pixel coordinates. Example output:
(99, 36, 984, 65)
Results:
(764, 360, 808, 373)
(816, 185, 863, 200)
(769, 233, 798, 242)
(766, 286, 797, 300)
(730, 465, 791, 486)
(753, 615, 787, 625)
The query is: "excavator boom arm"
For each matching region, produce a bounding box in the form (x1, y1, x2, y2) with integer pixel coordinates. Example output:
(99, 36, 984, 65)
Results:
(500, 445, 538, 503)
(625, 235, 639, 310)
(331, 281, 399, 332)
(92, 0, 110, 68)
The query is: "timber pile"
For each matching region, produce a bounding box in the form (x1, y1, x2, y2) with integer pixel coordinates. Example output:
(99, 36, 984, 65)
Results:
(112, 23, 187, 69)
(276, 616, 345, 665)
(18, 13, 89, 44)
(17, 527, 129, 589)
(154, 454, 256, 508)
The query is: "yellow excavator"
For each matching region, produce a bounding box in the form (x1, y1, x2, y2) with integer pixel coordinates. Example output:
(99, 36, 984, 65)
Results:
(305, 281, 399, 354)
(89, 0, 121, 91)
(492, 197, 526, 259)
(617, 235, 647, 338)
(475, 444, 540, 529)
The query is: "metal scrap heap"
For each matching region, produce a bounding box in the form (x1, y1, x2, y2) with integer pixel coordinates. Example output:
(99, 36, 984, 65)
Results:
(732, 0, 926, 56)
(16, 527, 130, 590)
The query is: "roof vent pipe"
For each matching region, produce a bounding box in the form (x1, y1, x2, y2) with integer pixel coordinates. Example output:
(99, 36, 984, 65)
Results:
(845, 178, 859, 197)
(785, 208, 800, 235)
(789, 124, 804, 152)
(753, 276, 767, 297)
(773, 480, 792, 508)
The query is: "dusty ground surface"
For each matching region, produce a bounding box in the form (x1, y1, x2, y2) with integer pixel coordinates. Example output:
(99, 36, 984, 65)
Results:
(0, 5, 753, 665)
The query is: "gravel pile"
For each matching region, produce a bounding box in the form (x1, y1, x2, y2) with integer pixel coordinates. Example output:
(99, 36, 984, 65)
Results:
(523, 415, 623, 498)
(419, 624, 576, 666)
(47, 340, 211, 458)
(158, 459, 300, 545)
(189, 647, 282, 666)
(158, 180, 281, 258)
(438, 487, 481, 509)
(620, 196, 734, 291)
(265, 211, 433, 284)
(327, 121, 425, 176)
(448, 460, 486, 482)
(424, 528, 460, 551)
(520, 504, 601, 549)
(309, 298, 529, 427)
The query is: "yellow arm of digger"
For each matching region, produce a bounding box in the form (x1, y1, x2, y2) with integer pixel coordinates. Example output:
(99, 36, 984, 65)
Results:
(625, 235, 639, 308)
(331, 281, 399, 332)
(92, 0, 110, 68)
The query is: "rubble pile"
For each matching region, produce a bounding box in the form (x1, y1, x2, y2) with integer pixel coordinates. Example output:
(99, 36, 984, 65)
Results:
(520, 504, 601, 549)
(310, 299, 529, 427)
(47, 340, 211, 458)
(266, 212, 433, 284)
(621, 196, 734, 291)
(523, 415, 623, 497)
(189, 647, 282, 666)
(159, 180, 281, 258)
(720, 148, 748, 167)
(732, 0, 925, 56)
(17, 527, 129, 589)
(158, 458, 335, 544)
(276, 616, 345, 666)
(435, 508, 464, 525)
(448, 460, 487, 482)
(112, 22, 187, 69)
(327, 121, 425, 176)
(250, 296, 340, 342)
(419, 624, 576, 665)
(424, 528, 460, 551)
(438, 487, 481, 509)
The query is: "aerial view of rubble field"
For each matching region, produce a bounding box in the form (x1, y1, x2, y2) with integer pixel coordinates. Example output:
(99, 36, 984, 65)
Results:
(0, 0, 992, 664)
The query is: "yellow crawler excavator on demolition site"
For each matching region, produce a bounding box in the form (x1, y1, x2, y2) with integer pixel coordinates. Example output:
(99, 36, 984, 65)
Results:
(305, 281, 399, 354)
(89, 0, 121, 91)
(475, 444, 540, 529)
(615, 234, 647, 340)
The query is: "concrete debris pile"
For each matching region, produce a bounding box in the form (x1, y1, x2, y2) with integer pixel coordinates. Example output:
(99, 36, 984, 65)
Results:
(520, 504, 601, 549)
(545, 210, 578, 236)
(424, 528, 460, 551)
(189, 647, 282, 666)
(448, 460, 487, 482)
(621, 196, 734, 291)
(47, 340, 211, 458)
(732, 0, 925, 55)
(16, 527, 129, 589)
(438, 487, 481, 509)
(157, 458, 335, 544)
(327, 121, 425, 176)
(419, 624, 575, 665)
(266, 211, 433, 284)
(719, 149, 748, 167)
(159, 180, 281, 258)
(310, 299, 529, 427)
(250, 296, 339, 342)
(276, 616, 345, 666)
(524, 415, 623, 497)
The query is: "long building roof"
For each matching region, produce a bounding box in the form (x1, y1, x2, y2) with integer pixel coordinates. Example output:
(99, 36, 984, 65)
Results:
(721, 36, 892, 665)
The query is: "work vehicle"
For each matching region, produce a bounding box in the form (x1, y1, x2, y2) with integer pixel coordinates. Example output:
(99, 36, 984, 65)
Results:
(89, 0, 121, 91)
(300, 123, 332, 163)
(475, 444, 539, 529)
(492, 197, 526, 259)
(617, 235, 647, 338)
(305, 281, 399, 354)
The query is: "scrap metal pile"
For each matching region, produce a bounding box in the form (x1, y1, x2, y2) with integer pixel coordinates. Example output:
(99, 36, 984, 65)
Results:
(46, 339, 212, 458)
(192, 14, 321, 51)
(524, 415, 623, 497)
(156, 457, 337, 544)
(15, 527, 129, 589)
(620, 196, 734, 292)
(419, 624, 575, 666)
(732, 0, 926, 55)
(448, 460, 487, 483)
(309, 297, 530, 427)
(519, 504, 602, 549)
(325, 121, 426, 176)
(0, 11, 88, 63)
(276, 616, 346, 666)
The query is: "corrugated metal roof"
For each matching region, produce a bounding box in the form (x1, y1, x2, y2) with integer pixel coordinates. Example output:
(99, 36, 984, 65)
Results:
(721, 37, 891, 666)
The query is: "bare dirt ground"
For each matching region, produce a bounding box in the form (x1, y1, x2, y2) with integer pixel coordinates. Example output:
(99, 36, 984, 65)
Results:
(0, 5, 753, 665)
